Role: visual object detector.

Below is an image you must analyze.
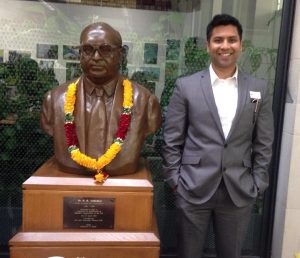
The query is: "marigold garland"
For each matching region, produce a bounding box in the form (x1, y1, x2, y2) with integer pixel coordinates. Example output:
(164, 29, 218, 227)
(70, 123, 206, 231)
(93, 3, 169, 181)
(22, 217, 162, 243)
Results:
(64, 78, 133, 183)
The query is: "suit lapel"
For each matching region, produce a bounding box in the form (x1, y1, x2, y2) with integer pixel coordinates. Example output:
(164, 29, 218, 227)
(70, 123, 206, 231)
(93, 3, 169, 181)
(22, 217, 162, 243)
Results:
(200, 70, 225, 138)
(226, 70, 249, 140)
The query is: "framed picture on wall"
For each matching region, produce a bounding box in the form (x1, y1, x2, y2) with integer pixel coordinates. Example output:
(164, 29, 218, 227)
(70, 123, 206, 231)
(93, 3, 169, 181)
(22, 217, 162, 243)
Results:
(139, 66, 160, 81)
(0, 49, 4, 63)
(66, 62, 81, 81)
(36, 44, 58, 59)
(63, 45, 80, 61)
(39, 60, 55, 70)
(144, 43, 158, 64)
(166, 39, 180, 61)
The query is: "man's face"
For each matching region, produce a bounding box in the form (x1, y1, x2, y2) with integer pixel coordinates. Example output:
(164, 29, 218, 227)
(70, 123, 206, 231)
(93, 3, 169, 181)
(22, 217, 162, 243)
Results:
(80, 27, 121, 83)
(207, 25, 242, 73)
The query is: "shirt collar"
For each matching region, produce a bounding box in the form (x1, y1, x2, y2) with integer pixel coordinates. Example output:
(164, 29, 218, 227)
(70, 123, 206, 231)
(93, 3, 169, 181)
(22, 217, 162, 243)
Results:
(209, 64, 238, 85)
(83, 75, 118, 97)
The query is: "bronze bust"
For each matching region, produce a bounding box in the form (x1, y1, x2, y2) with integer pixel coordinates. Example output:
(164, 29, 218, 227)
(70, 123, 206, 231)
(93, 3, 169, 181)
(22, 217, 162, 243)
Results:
(41, 22, 161, 177)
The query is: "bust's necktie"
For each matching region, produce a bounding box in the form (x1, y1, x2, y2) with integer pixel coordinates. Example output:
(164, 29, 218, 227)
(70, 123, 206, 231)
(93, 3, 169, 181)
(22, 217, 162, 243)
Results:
(86, 88, 107, 158)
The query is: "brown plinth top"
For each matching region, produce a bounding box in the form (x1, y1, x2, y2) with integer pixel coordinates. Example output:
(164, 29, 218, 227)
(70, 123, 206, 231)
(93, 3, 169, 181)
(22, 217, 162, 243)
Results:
(9, 232, 160, 247)
(23, 158, 153, 192)
(23, 176, 153, 192)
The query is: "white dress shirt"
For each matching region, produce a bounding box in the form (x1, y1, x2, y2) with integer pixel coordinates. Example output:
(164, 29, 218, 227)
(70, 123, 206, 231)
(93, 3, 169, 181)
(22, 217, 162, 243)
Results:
(209, 65, 238, 139)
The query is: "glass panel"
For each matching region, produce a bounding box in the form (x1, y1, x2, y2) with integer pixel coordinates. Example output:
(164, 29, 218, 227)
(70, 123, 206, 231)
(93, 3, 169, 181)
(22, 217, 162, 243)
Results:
(0, 0, 283, 257)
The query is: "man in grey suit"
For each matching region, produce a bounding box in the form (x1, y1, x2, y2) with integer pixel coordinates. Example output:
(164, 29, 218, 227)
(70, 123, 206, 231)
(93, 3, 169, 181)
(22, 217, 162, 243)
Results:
(162, 14, 274, 258)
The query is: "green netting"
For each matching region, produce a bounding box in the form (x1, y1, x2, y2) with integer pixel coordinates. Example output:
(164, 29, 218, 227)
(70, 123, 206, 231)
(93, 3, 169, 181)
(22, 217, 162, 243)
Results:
(0, 54, 55, 249)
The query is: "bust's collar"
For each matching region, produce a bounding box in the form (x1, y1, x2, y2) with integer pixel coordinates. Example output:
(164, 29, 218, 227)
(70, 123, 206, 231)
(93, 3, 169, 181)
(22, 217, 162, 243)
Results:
(83, 75, 119, 97)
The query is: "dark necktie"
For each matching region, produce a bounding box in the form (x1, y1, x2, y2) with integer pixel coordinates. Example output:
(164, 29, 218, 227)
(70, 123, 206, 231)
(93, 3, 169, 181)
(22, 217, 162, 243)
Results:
(86, 88, 107, 158)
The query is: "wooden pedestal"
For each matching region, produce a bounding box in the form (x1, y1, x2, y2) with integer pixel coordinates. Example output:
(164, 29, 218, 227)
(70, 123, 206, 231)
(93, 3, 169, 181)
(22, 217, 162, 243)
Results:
(9, 158, 160, 258)
(22, 170, 153, 231)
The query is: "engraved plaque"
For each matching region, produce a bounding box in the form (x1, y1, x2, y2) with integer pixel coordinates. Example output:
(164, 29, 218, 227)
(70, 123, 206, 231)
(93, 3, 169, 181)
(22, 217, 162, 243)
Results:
(63, 197, 115, 229)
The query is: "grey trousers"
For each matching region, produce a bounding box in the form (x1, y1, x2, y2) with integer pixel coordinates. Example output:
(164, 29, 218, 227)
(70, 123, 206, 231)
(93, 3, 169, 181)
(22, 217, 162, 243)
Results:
(175, 181, 254, 258)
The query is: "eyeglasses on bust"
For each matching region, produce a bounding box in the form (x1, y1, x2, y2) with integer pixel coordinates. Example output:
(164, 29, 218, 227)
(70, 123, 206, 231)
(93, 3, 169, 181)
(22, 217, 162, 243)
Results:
(75, 44, 122, 58)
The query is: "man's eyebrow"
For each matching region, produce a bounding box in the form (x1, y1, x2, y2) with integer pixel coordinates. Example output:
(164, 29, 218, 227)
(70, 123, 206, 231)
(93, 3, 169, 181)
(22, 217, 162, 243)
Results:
(212, 36, 224, 39)
(212, 35, 239, 39)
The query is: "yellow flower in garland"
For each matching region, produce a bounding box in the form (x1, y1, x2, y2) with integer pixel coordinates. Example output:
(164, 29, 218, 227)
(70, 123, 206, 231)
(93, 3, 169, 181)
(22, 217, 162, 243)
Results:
(123, 79, 133, 107)
(64, 78, 133, 183)
(64, 79, 79, 114)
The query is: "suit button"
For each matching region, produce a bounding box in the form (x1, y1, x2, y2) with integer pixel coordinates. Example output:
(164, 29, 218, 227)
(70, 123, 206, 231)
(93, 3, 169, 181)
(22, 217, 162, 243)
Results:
(223, 167, 227, 172)
(224, 143, 228, 148)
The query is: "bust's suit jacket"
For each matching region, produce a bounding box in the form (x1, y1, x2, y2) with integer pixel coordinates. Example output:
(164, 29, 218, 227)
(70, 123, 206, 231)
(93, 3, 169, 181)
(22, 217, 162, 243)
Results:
(41, 75, 161, 176)
(162, 69, 274, 207)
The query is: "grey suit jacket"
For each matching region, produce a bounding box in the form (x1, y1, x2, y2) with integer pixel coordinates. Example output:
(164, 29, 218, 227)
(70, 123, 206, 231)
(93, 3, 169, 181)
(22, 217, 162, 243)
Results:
(162, 69, 274, 207)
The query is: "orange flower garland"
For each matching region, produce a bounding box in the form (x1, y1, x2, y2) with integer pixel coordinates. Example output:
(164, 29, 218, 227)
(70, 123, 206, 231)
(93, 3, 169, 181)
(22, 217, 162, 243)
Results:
(64, 79, 133, 183)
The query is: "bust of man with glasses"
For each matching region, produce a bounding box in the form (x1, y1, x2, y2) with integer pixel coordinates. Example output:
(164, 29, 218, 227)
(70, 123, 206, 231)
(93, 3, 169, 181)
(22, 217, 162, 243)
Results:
(41, 22, 161, 177)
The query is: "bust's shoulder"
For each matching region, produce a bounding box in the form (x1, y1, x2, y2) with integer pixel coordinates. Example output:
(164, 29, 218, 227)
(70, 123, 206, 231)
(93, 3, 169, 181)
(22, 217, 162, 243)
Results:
(51, 79, 77, 93)
(49, 79, 78, 95)
(127, 79, 155, 99)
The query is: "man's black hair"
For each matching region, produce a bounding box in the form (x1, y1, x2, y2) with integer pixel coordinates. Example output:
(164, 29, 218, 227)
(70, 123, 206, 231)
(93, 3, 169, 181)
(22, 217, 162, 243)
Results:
(206, 14, 243, 41)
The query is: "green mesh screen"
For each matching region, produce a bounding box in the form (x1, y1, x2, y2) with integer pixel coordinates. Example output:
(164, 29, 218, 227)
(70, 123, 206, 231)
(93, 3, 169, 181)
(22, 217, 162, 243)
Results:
(0, 53, 56, 252)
